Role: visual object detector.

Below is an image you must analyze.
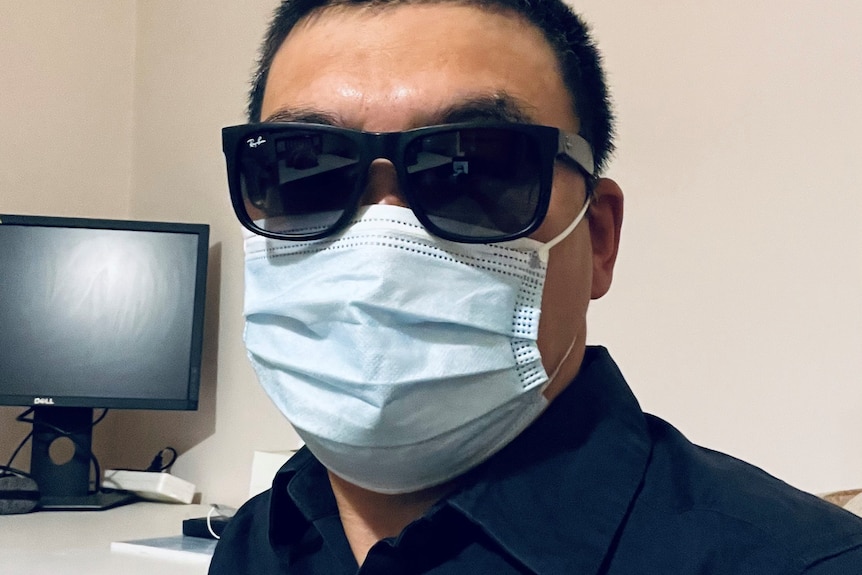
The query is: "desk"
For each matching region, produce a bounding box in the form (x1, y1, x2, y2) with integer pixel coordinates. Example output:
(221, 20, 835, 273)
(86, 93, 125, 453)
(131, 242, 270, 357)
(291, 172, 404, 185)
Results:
(0, 502, 213, 575)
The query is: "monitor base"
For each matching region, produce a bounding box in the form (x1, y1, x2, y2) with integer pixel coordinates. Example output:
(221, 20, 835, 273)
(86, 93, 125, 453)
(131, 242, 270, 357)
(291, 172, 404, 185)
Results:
(39, 490, 139, 511)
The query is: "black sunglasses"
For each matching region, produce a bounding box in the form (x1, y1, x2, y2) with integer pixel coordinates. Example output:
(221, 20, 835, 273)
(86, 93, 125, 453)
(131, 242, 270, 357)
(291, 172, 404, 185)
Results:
(222, 121, 595, 243)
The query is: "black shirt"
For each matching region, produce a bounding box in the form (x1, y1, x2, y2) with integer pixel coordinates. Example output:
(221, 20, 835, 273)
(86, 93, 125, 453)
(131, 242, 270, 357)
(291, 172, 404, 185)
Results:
(210, 347, 862, 574)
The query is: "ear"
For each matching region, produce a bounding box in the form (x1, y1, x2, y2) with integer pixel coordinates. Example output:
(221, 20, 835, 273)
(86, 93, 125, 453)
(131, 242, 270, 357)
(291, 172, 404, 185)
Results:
(588, 178, 624, 299)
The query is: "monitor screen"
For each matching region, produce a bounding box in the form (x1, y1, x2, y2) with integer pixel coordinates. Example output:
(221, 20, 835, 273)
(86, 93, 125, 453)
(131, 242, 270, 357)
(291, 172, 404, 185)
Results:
(0, 215, 209, 410)
(0, 214, 209, 510)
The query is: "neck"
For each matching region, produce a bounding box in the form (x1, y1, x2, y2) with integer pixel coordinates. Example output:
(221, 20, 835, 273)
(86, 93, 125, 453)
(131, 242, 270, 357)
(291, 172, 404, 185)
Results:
(328, 471, 459, 565)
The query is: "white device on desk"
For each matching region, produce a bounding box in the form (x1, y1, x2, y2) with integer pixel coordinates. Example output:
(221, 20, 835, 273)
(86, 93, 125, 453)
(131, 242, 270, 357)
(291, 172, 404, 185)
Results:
(104, 470, 196, 504)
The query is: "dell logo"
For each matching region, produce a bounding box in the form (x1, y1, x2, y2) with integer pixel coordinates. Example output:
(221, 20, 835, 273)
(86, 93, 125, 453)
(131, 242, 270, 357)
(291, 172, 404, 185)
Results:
(33, 397, 55, 405)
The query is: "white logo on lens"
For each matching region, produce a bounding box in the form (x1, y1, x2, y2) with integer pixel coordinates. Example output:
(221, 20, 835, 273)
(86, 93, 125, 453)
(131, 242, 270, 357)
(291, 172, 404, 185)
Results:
(247, 136, 266, 148)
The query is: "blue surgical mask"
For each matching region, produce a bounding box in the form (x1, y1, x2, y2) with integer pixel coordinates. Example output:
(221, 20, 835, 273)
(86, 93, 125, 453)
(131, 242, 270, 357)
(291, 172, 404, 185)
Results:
(243, 202, 589, 494)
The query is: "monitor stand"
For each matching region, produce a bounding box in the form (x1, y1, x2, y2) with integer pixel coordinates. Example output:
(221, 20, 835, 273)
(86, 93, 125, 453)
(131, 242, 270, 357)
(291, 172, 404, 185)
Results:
(39, 490, 139, 511)
(29, 406, 138, 512)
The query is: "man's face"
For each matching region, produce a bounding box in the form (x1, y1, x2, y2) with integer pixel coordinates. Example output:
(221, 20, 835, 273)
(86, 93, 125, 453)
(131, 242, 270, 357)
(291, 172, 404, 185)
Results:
(261, 3, 621, 396)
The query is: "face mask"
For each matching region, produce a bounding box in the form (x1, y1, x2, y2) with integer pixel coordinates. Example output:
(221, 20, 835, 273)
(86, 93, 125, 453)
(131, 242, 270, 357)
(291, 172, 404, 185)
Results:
(243, 202, 589, 494)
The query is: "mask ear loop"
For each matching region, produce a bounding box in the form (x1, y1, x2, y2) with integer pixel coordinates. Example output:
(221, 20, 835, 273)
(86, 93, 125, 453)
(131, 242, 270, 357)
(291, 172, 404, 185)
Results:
(536, 194, 592, 389)
(536, 197, 591, 264)
(543, 333, 578, 391)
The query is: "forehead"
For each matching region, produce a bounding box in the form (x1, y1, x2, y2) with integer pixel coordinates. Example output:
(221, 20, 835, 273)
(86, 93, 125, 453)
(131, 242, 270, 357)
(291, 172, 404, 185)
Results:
(261, 3, 578, 132)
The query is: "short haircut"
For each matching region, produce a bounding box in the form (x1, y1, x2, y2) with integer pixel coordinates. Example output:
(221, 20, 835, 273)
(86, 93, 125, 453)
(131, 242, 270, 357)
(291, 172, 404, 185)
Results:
(248, 0, 615, 173)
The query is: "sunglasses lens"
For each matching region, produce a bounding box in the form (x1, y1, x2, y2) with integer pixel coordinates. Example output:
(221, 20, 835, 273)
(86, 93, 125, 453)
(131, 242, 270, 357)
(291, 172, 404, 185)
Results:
(236, 128, 362, 237)
(404, 127, 542, 240)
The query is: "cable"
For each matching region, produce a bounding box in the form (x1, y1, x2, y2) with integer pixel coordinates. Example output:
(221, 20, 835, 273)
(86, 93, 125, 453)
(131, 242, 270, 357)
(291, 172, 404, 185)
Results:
(0, 464, 34, 480)
(146, 447, 178, 472)
(206, 504, 237, 540)
(5, 429, 33, 471)
(206, 505, 222, 539)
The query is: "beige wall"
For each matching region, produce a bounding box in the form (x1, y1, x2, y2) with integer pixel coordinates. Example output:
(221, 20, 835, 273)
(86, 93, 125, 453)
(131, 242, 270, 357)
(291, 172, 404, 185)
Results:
(1, 1, 860, 507)
(0, 1, 136, 215)
(581, 1, 862, 495)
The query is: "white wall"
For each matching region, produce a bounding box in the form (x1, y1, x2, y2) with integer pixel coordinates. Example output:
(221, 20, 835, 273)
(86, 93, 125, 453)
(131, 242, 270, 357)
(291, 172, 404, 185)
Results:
(1, 1, 859, 507)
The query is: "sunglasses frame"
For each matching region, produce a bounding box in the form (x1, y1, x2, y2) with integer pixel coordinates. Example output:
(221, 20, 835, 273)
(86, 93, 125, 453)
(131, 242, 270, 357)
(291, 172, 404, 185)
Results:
(222, 121, 595, 243)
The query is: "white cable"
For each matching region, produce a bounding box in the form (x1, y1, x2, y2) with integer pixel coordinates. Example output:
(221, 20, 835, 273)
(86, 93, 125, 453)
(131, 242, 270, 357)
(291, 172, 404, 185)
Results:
(205, 503, 237, 539)
(206, 504, 221, 539)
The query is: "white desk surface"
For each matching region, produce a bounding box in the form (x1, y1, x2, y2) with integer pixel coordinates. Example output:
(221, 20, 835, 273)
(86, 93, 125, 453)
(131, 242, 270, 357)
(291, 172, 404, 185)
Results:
(0, 501, 214, 575)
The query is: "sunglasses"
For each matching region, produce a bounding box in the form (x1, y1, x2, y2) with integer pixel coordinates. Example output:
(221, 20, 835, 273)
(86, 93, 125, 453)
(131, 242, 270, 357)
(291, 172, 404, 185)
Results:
(222, 121, 595, 243)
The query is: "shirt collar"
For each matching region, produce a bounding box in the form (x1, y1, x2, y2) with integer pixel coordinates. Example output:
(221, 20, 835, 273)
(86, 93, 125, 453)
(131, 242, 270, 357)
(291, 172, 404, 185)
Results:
(444, 346, 652, 574)
(268, 346, 651, 574)
(269, 448, 325, 548)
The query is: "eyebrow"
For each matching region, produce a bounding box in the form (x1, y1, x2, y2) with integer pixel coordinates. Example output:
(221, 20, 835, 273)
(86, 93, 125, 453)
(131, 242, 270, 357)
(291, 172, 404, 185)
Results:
(261, 92, 537, 129)
(263, 107, 342, 125)
(433, 93, 536, 125)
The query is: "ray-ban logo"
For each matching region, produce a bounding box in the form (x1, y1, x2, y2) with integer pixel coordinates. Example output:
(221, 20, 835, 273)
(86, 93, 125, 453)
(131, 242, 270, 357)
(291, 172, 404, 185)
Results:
(247, 136, 267, 148)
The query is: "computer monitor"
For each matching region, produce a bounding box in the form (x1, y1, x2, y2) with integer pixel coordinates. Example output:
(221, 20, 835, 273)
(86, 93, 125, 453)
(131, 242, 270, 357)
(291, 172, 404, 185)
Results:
(0, 214, 209, 510)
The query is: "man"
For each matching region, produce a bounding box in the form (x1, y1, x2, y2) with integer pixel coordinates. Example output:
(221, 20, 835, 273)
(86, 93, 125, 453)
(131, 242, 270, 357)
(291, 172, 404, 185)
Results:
(210, 0, 862, 572)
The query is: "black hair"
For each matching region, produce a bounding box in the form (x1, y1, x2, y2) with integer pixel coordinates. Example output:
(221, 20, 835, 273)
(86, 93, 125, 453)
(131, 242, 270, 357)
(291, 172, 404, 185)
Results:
(247, 0, 615, 172)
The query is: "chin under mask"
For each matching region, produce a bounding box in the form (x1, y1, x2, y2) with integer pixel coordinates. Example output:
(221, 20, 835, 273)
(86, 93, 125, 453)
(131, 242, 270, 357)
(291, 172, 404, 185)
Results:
(243, 202, 588, 493)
